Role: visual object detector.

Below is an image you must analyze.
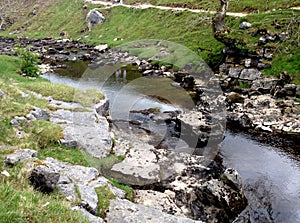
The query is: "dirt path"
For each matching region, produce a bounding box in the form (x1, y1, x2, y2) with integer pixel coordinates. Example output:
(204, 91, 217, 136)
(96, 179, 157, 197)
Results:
(84, 0, 249, 17)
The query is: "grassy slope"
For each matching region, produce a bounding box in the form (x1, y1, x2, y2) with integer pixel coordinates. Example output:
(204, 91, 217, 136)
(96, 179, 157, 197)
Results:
(226, 10, 300, 83)
(0, 55, 90, 222)
(124, 0, 300, 12)
(2, 0, 299, 82)
(0, 55, 133, 221)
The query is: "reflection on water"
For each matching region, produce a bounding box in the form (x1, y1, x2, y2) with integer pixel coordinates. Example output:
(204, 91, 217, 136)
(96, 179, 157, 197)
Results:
(221, 132, 300, 223)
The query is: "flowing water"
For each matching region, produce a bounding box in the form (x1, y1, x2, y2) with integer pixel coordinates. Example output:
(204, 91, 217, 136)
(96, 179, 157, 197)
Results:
(42, 61, 300, 222)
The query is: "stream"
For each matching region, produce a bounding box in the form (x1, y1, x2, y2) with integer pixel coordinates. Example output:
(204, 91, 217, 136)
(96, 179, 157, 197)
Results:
(42, 62, 300, 223)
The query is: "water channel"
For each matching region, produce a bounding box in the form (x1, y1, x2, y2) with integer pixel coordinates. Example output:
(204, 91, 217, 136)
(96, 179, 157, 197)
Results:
(42, 61, 300, 223)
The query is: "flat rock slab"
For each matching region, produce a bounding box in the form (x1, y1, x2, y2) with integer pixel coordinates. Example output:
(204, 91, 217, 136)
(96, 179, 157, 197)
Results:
(109, 144, 160, 186)
(106, 199, 204, 223)
(51, 110, 112, 158)
(135, 190, 185, 216)
(5, 149, 37, 166)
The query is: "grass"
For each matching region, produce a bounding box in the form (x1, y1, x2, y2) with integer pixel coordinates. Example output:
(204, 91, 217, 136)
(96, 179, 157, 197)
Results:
(108, 177, 134, 201)
(238, 82, 250, 89)
(0, 55, 112, 222)
(123, 0, 300, 12)
(95, 186, 115, 218)
(0, 149, 89, 223)
(225, 10, 300, 83)
(2, 0, 299, 82)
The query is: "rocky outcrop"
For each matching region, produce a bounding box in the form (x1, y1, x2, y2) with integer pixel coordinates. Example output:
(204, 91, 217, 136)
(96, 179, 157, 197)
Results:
(17, 156, 126, 220)
(86, 9, 105, 31)
(106, 199, 204, 223)
(5, 149, 37, 166)
(51, 109, 112, 158)
(106, 125, 247, 222)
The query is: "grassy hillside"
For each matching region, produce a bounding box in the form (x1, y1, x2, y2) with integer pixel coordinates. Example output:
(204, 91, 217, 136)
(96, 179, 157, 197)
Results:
(1, 0, 299, 81)
(124, 0, 300, 12)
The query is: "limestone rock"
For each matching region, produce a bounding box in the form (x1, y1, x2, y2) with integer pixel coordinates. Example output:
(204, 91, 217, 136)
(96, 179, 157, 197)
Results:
(239, 69, 261, 81)
(79, 208, 105, 223)
(94, 44, 108, 52)
(30, 107, 50, 120)
(86, 9, 105, 31)
(106, 199, 204, 223)
(109, 144, 160, 186)
(78, 184, 98, 215)
(239, 22, 252, 29)
(135, 190, 185, 216)
(5, 149, 37, 166)
(228, 68, 241, 78)
(0, 89, 5, 97)
(51, 110, 112, 158)
(29, 165, 60, 192)
(94, 98, 109, 117)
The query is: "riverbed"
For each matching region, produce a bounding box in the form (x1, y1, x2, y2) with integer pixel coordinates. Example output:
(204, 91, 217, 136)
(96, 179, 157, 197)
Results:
(42, 63, 300, 223)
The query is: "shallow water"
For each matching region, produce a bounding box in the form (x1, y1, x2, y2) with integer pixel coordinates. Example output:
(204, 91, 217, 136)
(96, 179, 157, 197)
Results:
(221, 132, 300, 222)
(43, 64, 300, 222)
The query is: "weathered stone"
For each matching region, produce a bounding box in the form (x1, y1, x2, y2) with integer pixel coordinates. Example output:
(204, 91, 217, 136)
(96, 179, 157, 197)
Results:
(283, 84, 297, 97)
(29, 165, 60, 192)
(296, 85, 300, 98)
(51, 110, 112, 158)
(78, 184, 98, 215)
(221, 168, 243, 190)
(239, 69, 261, 80)
(109, 144, 160, 186)
(181, 75, 195, 89)
(251, 78, 278, 94)
(30, 107, 50, 120)
(200, 178, 247, 221)
(94, 98, 109, 117)
(5, 149, 37, 166)
(108, 184, 126, 199)
(0, 89, 5, 97)
(135, 190, 185, 216)
(44, 157, 99, 184)
(238, 114, 252, 129)
(226, 92, 245, 104)
(106, 199, 204, 223)
(239, 22, 252, 29)
(86, 9, 105, 31)
(94, 44, 108, 52)
(142, 69, 154, 76)
(258, 36, 267, 45)
(57, 176, 77, 202)
(79, 208, 105, 223)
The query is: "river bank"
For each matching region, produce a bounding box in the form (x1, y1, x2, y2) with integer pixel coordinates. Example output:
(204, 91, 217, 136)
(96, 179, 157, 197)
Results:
(0, 40, 248, 222)
(1, 33, 299, 222)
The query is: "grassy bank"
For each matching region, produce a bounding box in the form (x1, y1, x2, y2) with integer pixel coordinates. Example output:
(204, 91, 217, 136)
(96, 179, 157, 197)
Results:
(0, 55, 92, 222)
(2, 0, 299, 83)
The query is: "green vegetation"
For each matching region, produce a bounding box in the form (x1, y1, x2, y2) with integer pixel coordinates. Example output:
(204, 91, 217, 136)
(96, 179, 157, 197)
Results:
(95, 154, 126, 174)
(124, 0, 300, 12)
(108, 177, 134, 201)
(15, 48, 40, 77)
(0, 55, 109, 221)
(2, 0, 299, 82)
(0, 148, 89, 223)
(226, 10, 300, 83)
(95, 186, 115, 218)
(238, 82, 250, 89)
